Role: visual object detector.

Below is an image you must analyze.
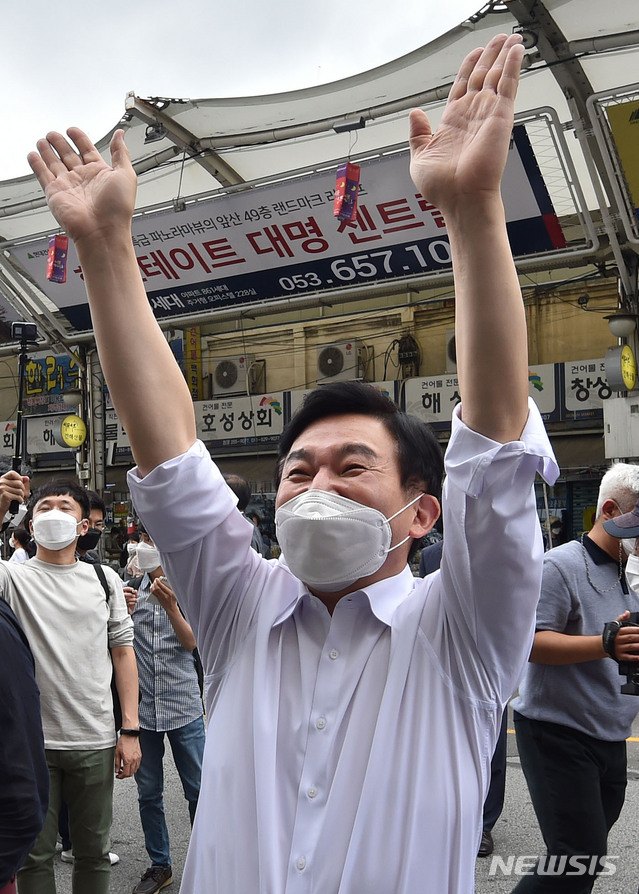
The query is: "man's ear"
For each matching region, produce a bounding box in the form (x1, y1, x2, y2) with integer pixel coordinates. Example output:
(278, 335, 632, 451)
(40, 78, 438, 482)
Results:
(600, 498, 621, 522)
(78, 517, 90, 536)
(409, 494, 441, 540)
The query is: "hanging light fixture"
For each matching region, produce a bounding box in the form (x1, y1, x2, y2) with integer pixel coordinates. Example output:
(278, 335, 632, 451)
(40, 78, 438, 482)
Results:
(605, 312, 638, 339)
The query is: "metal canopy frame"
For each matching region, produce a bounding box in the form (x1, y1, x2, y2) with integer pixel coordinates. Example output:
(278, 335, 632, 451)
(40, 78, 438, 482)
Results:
(0, 0, 638, 349)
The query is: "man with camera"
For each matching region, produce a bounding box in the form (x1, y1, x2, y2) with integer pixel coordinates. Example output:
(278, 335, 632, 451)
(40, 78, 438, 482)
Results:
(511, 463, 639, 893)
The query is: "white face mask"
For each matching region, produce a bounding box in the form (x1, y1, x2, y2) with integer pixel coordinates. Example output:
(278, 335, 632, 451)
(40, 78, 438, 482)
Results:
(127, 541, 138, 554)
(32, 509, 82, 551)
(622, 537, 637, 557)
(136, 542, 161, 572)
(275, 489, 423, 592)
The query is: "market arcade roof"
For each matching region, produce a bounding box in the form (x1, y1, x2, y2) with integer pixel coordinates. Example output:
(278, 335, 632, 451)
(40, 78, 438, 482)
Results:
(0, 0, 638, 344)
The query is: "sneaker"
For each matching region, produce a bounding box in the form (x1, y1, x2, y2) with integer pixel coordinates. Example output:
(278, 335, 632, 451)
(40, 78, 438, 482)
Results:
(60, 850, 120, 865)
(132, 866, 173, 893)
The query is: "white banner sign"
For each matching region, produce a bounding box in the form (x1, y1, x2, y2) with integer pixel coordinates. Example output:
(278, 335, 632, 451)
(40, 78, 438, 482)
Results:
(404, 364, 559, 425)
(0, 420, 17, 455)
(195, 393, 285, 447)
(563, 358, 612, 419)
(10, 128, 565, 331)
(25, 415, 68, 455)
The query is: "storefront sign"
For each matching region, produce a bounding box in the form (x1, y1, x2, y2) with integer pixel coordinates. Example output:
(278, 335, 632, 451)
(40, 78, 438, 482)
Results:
(11, 128, 566, 331)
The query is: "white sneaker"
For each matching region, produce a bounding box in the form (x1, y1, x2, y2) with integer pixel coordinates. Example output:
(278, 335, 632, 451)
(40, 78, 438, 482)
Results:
(60, 850, 120, 865)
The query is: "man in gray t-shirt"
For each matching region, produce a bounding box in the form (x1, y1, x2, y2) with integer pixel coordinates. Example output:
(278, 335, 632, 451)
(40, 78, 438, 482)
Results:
(511, 463, 639, 893)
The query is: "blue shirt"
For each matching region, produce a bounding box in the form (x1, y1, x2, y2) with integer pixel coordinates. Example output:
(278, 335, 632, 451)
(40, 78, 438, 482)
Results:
(132, 573, 203, 732)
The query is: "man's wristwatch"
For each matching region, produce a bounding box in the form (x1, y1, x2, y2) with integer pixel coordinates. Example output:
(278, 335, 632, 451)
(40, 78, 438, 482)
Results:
(119, 727, 141, 737)
(602, 620, 622, 660)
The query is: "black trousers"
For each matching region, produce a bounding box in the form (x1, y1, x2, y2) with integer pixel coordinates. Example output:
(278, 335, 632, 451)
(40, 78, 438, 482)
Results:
(511, 712, 627, 894)
(483, 708, 508, 831)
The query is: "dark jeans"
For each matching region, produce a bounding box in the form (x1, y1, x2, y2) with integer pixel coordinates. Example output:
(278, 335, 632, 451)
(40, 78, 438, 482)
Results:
(135, 717, 205, 867)
(512, 712, 627, 894)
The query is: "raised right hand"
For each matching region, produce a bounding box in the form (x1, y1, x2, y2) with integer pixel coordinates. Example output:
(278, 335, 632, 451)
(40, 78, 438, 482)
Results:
(27, 128, 136, 246)
(0, 471, 30, 516)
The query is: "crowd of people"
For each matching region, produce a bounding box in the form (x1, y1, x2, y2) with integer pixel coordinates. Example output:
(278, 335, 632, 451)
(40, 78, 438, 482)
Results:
(3, 31, 639, 894)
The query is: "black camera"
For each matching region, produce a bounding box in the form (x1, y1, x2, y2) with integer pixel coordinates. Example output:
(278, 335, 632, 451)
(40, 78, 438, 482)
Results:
(11, 321, 39, 343)
(617, 612, 639, 695)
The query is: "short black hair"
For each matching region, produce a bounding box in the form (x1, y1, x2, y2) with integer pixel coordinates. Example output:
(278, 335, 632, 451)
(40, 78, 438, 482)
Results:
(11, 526, 30, 548)
(86, 489, 106, 515)
(30, 478, 90, 519)
(276, 381, 444, 500)
(224, 474, 252, 512)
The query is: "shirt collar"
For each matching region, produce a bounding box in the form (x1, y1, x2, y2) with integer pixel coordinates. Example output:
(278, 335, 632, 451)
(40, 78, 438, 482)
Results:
(583, 531, 618, 566)
(583, 532, 628, 593)
(271, 562, 416, 628)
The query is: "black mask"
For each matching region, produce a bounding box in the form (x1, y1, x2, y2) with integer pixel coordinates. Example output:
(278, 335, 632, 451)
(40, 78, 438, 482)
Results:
(77, 528, 102, 551)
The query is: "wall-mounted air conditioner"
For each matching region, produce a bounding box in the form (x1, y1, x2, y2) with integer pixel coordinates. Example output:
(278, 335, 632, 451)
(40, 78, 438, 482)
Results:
(211, 355, 255, 395)
(316, 341, 363, 384)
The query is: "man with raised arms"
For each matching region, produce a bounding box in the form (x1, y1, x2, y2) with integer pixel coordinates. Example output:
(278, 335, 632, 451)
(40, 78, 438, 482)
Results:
(28, 34, 557, 893)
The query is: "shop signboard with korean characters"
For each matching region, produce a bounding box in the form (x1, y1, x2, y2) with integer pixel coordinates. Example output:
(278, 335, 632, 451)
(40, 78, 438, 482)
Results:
(194, 393, 286, 453)
(10, 126, 566, 332)
(526, 364, 561, 423)
(403, 375, 461, 429)
(25, 415, 75, 459)
(562, 358, 612, 422)
(404, 364, 560, 428)
(105, 409, 132, 465)
(0, 421, 17, 457)
(21, 350, 81, 417)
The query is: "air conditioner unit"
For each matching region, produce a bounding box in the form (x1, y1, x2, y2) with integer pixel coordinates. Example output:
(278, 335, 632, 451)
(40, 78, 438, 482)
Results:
(316, 341, 363, 384)
(211, 354, 255, 395)
(445, 329, 457, 373)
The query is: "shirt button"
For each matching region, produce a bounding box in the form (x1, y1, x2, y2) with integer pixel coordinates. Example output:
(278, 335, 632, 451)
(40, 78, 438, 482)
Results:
(308, 786, 318, 799)
(316, 716, 327, 730)
(296, 857, 307, 871)
(329, 648, 339, 660)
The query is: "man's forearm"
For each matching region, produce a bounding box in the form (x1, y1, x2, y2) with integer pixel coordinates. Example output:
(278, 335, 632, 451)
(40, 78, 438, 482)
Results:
(448, 197, 529, 444)
(165, 606, 197, 652)
(530, 629, 606, 664)
(111, 645, 140, 727)
(78, 231, 196, 476)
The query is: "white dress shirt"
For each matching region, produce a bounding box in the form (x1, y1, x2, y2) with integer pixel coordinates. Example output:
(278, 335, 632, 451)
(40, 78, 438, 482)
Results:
(129, 399, 557, 894)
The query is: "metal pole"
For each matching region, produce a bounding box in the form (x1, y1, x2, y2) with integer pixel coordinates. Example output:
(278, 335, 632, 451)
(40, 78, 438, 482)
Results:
(9, 338, 29, 515)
